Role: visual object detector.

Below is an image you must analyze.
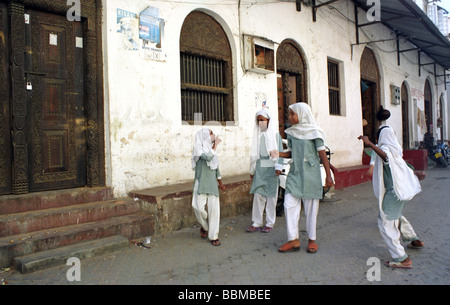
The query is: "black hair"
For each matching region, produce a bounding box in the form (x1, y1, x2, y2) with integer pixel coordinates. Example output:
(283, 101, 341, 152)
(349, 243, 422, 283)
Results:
(376, 106, 390, 121)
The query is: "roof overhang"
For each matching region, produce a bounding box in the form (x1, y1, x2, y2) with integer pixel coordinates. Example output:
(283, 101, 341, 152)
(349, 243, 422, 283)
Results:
(351, 0, 450, 70)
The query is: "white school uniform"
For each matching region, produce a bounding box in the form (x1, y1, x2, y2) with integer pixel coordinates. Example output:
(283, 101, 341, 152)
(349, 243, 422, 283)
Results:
(249, 109, 282, 228)
(283, 103, 327, 242)
(191, 128, 221, 241)
(372, 126, 421, 262)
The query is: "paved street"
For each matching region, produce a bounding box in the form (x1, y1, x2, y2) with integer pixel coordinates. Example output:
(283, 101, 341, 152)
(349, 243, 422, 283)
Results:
(2, 167, 449, 286)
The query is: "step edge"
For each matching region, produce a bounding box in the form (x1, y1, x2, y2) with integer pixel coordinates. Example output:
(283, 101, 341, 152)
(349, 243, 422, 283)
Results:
(13, 235, 129, 274)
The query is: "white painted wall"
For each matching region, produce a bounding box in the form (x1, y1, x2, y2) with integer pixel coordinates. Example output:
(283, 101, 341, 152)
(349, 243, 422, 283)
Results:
(102, 0, 448, 197)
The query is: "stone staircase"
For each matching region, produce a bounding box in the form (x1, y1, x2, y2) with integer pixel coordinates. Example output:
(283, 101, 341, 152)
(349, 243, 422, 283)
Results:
(0, 187, 154, 273)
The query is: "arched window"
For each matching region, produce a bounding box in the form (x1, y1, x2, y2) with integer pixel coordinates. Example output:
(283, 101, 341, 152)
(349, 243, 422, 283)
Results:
(180, 11, 233, 123)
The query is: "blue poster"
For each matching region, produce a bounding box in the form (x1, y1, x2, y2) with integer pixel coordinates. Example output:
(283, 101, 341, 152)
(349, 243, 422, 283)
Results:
(139, 6, 161, 44)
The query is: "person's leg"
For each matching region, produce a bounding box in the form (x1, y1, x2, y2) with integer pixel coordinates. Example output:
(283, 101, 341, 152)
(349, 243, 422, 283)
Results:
(284, 193, 301, 241)
(303, 198, 319, 253)
(378, 216, 411, 267)
(399, 216, 424, 249)
(192, 180, 209, 233)
(278, 193, 301, 252)
(207, 194, 220, 243)
(249, 193, 265, 229)
(263, 195, 277, 229)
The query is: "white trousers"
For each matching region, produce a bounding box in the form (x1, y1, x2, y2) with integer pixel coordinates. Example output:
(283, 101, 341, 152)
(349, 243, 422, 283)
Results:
(284, 193, 319, 241)
(251, 193, 277, 228)
(378, 215, 418, 262)
(192, 180, 220, 240)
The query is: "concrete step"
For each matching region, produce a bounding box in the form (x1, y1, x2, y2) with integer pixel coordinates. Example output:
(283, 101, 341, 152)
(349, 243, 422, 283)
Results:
(0, 199, 141, 237)
(0, 187, 113, 215)
(0, 213, 154, 269)
(13, 235, 129, 274)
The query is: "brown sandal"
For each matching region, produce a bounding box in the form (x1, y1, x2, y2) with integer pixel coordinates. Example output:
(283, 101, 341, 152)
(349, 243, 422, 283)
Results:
(307, 240, 318, 254)
(278, 240, 300, 253)
(200, 227, 208, 239)
(211, 239, 221, 246)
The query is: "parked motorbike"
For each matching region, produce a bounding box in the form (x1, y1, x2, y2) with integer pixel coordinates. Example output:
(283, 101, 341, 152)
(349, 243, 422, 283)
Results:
(423, 133, 448, 168)
(435, 141, 450, 166)
(276, 142, 335, 216)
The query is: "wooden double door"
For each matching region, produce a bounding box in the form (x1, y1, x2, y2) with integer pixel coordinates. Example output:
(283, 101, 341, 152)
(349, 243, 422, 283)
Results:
(0, 3, 87, 194)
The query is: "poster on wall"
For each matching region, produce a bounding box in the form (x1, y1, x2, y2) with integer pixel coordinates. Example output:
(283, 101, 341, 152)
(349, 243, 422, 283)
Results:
(139, 6, 161, 45)
(139, 6, 166, 61)
(117, 9, 139, 50)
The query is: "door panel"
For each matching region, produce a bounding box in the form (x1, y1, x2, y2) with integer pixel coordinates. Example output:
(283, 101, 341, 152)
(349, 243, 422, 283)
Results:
(0, 3, 12, 195)
(26, 10, 86, 192)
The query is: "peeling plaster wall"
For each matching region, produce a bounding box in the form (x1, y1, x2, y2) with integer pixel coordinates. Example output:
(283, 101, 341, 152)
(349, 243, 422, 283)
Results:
(102, 0, 448, 197)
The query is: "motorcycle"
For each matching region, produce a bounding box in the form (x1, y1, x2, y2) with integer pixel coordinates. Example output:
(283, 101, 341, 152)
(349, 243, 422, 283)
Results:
(276, 141, 335, 216)
(423, 134, 448, 168)
(435, 141, 450, 166)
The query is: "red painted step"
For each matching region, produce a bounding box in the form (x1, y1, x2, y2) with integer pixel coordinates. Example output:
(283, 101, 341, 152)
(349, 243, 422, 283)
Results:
(0, 187, 113, 215)
(0, 213, 154, 269)
(0, 199, 141, 237)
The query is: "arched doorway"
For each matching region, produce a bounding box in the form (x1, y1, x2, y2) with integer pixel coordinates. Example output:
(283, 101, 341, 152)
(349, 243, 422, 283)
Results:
(276, 40, 307, 138)
(424, 79, 433, 135)
(360, 47, 381, 144)
(401, 82, 410, 149)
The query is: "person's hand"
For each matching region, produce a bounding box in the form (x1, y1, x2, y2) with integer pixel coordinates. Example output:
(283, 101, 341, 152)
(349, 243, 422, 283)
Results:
(218, 180, 226, 191)
(358, 135, 372, 146)
(324, 176, 334, 189)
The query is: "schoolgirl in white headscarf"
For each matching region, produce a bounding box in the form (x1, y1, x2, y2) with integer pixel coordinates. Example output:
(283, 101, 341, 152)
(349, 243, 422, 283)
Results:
(284, 102, 327, 144)
(192, 128, 219, 171)
(247, 108, 283, 233)
(359, 115, 424, 269)
(191, 128, 225, 246)
(278, 103, 334, 254)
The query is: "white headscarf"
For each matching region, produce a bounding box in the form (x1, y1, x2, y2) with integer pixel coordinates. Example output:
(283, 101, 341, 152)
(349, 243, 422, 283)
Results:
(284, 103, 326, 143)
(372, 126, 421, 219)
(250, 108, 279, 174)
(192, 128, 219, 170)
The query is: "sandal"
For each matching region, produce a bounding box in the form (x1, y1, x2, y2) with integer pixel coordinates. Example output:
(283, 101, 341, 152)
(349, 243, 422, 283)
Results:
(407, 240, 424, 249)
(211, 239, 221, 246)
(200, 227, 208, 239)
(261, 226, 272, 233)
(278, 240, 300, 253)
(307, 240, 318, 254)
(246, 226, 261, 233)
(384, 259, 412, 269)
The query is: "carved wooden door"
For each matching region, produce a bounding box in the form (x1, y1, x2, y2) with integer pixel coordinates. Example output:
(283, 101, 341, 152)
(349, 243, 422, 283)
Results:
(0, 2, 12, 195)
(25, 9, 87, 192)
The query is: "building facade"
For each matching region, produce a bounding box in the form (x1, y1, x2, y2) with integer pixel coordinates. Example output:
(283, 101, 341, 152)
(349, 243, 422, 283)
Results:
(102, 0, 449, 197)
(0, 0, 448, 198)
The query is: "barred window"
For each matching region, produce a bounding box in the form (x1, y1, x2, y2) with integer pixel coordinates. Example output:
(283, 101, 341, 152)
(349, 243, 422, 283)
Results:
(180, 54, 228, 122)
(327, 60, 341, 115)
(180, 12, 233, 123)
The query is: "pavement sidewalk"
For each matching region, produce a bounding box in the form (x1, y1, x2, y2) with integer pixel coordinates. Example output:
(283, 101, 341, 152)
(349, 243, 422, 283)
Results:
(1, 167, 449, 285)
